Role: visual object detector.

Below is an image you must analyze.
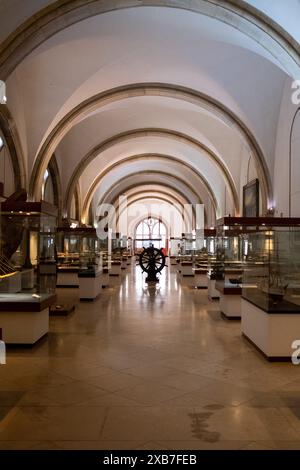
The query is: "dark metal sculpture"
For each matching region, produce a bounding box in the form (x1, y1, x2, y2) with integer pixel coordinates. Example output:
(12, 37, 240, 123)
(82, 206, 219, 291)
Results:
(139, 245, 166, 283)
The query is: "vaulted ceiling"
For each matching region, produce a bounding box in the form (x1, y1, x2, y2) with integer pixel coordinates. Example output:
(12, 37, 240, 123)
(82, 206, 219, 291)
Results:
(1, 1, 299, 226)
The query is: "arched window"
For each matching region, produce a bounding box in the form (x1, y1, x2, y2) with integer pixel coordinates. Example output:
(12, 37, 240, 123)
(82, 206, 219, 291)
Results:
(135, 217, 167, 250)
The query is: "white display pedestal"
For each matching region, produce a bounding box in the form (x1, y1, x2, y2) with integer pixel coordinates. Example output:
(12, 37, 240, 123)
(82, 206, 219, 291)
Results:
(57, 271, 79, 287)
(79, 271, 102, 300)
(110, 262, 121, 275)
(241, 297, 300, 360)
(0, 308, 49, 344)
(220, 293, 241, 319)
(207, 277, 220, 300)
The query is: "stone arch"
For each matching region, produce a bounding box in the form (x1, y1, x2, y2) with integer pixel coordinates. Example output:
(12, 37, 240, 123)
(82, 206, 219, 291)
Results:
(109, 185, 203, 229)
(115, 195, 195, 234)
(87, 170, 216, 230)
(63, 135, 237, 216)
(0, 105, 26, 191)
(28, 83, 271, 212)
(0, 0, 299, 79)
(81, 159, 216, 223)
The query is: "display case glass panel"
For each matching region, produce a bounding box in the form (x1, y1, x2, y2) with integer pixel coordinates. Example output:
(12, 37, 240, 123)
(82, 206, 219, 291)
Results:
(169, 238, 183, 256)
(215, 233, 244, 289)
(57, 227, 107, 271)
(0, 201, 57, 302)
(242, 229, 300, 312)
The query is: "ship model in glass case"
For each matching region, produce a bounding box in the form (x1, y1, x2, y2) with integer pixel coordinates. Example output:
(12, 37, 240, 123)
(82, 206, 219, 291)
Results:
(260, 264, 288, 303)
(258, 233, 288, 303)
(0, 256, 17, 279)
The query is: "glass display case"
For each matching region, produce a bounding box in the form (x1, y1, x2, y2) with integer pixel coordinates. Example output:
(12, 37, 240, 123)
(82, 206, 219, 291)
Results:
(242, 229, 300, 312)
(0, 200, 57, 304)
(182, 233, 194, 255)
(111, 233, 124, 257)
(0, 200, 58, 344)
(215, 222, 244, 291)
(194, 229, 215, 272)
(206, 234, 216, 256)
(57, 227, 105, 271)
(169, 238, 183, 257)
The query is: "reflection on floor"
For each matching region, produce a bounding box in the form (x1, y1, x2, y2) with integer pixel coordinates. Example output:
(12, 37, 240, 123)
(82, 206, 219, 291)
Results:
(1, 264, 300, 450)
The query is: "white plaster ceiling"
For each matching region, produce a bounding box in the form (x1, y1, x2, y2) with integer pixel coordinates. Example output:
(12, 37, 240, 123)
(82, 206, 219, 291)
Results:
(1, 3, 297, 219)
(75, 136, 231, 213)
(92, 158, 217, 213)
(7, 7, 287, 168)
(93, 173, 202, 207)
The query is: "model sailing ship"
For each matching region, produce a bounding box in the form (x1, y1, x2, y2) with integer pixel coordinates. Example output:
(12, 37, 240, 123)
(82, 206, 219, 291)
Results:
(0, 255, 16, 279)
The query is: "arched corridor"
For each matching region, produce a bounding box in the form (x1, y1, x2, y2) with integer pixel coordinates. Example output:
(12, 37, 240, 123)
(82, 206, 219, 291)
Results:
(1, 0, 300, 454)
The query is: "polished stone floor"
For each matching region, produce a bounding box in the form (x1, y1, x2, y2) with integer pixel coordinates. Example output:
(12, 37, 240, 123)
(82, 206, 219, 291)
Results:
(1, 264, 300, 450)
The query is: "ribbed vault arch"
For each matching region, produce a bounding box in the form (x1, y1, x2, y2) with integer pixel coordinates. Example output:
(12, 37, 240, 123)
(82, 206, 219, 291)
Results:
(0, 0, 299, 79)
(88, 170, 214, 228)
(116, 195, 185, 226)
(116, 196, 195, 234)
(80, 158, 216, 223)
(110, 185, 199, 228)
(64, 132, 237, 214)
(29, 83, 271, 212)
(116, 190, 186, 215)
(89, 170, 216, 229)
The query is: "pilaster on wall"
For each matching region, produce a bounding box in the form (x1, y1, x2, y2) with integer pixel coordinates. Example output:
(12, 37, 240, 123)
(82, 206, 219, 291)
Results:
(0, 105, 26, 193)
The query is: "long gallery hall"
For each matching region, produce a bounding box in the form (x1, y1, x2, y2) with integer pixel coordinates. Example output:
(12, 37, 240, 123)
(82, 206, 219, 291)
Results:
(0, 0, 300, 453)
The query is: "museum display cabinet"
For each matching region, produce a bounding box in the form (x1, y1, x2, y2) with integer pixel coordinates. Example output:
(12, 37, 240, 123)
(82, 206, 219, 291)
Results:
(56, 226, 106, 287)
(182, 233, 195, 255)
(214, 217, 300, 358)
(207, 248, 222, 300)
(213, 217, 300, 320)
(0, 200, 57, 344)
(193, 229, 216, 289)
(214, 219, 244, 316)
(241, 226, 300, 358)
(169, 237, 183, 256)
(57, 226, 111, 298)
(175, 230, 216, 288)
(111, 232, 125, 256)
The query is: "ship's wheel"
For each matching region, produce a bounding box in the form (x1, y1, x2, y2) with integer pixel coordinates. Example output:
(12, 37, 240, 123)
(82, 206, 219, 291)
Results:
(139, 246, 166, 283)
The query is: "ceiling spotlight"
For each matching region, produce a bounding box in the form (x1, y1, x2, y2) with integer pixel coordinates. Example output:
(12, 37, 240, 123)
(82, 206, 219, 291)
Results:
(0, 136, 3, 151)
